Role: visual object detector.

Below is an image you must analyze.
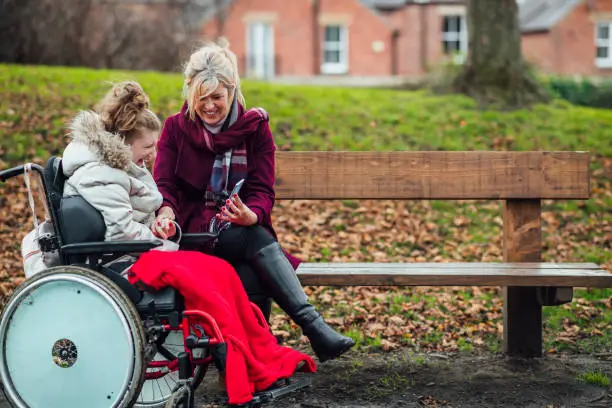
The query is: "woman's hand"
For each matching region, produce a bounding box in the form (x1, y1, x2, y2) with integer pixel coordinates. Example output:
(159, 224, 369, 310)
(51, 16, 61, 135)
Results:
(157, 206, 175, 221)
(152, 206, 176, 239)
(217, 194, 258, 226)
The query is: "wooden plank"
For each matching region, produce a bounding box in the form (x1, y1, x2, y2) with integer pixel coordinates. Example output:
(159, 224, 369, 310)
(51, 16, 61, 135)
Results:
(503, 199, 542, 358)
(274, 151, 590, 200)
(295, 263, 612, 287)
(296, 262, 603, 270)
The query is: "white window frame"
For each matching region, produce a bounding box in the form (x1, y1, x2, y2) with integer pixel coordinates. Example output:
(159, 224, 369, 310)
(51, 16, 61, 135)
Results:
(246, 21, 275, 79)
(442, 15, 468, 64)
(595, 21, 612, 68)
(321, 25, 349, 75)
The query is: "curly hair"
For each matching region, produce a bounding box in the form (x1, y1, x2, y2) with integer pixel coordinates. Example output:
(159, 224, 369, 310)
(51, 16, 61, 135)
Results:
(95, 81, 161, 142)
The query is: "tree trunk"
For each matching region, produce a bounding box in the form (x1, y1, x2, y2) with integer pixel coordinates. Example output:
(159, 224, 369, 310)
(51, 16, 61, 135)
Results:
(452, 0, 548, 108)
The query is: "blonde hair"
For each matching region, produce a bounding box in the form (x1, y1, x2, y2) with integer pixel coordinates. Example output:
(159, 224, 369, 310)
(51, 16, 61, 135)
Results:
(182, 38, 245, 121)
(96, 81, 161, 142)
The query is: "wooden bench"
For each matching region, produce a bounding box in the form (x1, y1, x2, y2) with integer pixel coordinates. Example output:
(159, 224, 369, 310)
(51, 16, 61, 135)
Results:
(273, 151, 612, 358)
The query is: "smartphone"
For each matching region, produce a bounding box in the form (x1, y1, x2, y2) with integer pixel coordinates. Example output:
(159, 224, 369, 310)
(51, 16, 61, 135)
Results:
(229, 179, 245, 197)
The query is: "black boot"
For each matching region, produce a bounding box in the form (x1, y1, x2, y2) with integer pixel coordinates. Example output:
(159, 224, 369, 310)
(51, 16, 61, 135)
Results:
(249, 296, 284, 344)
(249, 295, 272, 324)
(232, 262, 272, 323)
(250, 242, 355, 362)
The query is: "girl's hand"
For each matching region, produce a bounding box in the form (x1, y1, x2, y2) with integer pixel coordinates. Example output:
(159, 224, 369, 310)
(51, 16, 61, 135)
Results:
(152, 206, 176, 239)
(216, 194, 258, 226)
(151, 217, 176, 239)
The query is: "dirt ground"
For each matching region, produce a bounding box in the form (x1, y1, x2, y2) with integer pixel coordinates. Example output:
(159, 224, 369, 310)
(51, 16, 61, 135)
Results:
(197, 350, 612, 408)
(0, 351, 610, 407)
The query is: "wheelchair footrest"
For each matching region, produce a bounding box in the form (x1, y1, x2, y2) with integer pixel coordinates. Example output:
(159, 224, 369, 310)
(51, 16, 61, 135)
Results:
(227, 374, 313, 407)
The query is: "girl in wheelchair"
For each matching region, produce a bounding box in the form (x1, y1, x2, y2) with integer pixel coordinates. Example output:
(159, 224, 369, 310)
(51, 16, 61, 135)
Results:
(62, 81, 167, 242)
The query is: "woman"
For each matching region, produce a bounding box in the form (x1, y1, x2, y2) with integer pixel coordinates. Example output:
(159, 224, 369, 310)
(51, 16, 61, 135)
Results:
(153, 41, 355, 362)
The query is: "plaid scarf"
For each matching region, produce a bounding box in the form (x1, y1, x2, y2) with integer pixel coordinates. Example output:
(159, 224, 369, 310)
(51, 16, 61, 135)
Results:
(206, 153, 248, 233)
(199, 99, 269, 233)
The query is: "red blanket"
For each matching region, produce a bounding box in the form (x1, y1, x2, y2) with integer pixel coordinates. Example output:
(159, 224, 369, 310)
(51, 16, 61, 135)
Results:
(129, 250, 316, 405)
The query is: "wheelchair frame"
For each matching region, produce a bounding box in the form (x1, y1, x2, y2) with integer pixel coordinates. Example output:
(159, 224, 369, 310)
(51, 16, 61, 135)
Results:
(0, 161, 311, 408)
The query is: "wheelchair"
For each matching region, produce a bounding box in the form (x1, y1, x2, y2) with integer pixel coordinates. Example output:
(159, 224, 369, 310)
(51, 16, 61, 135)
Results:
(0, 158, 311, 408)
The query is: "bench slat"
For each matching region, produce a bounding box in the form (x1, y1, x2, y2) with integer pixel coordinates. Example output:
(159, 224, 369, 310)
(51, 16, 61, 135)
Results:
(296, 262, 611, 287)
(275, 151, 590, 200)
(298, 262, 602, 270)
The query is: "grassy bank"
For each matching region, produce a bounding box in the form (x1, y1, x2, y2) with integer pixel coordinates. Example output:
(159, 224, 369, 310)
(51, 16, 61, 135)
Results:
(1, 64, 610, 353)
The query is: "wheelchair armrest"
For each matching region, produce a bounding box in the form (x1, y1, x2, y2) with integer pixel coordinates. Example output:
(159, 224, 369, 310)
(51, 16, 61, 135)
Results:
(61, 239, 163, 255)
(180, 233, 218, 246)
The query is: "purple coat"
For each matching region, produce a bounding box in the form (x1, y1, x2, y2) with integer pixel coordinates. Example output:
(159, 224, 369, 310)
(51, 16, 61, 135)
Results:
(153, 104, 301, 269)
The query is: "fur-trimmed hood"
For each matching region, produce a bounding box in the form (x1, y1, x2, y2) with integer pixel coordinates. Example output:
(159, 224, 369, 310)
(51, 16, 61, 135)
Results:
(63, 110, 132, 176)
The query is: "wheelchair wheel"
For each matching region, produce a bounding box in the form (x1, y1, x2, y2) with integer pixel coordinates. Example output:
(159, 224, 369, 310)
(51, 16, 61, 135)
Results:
(134, 331, 209, 408)
(0, 266, 146, 408)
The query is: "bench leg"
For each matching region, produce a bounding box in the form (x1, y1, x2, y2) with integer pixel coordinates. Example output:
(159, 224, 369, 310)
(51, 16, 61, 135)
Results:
(503, 286, 542, 357)
(503, 199, 542, 358)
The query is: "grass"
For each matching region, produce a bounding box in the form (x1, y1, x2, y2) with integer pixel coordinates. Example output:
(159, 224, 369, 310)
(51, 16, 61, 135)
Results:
(543, 288, 612, 353)
(576, 369, 611, 387)
(1, 64, 609, 249)
(1, 63, 611, 354)
(457, 337, 474, 352)
(366, 372, 415, 398)
(2, 63, 612, 159)
(345, 327, 365, 349)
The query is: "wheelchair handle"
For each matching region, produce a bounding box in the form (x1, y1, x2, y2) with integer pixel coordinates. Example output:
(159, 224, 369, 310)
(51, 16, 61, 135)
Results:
(0, 164, 45, 182)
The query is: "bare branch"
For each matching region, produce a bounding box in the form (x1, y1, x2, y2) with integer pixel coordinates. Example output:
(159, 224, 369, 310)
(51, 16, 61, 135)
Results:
(0, 0, 216, 69)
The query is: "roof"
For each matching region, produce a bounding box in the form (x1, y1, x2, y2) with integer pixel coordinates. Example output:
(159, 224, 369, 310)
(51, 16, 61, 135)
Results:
(362, 0, 581, 33)
(360, 0, 406, 10)
(361, 0, 463, 10)
(519, 0, 582, 33)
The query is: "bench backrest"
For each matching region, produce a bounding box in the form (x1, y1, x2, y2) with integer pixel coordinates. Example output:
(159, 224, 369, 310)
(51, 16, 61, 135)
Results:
(274, 151, 590, 200)
(274, 151, 591, 264)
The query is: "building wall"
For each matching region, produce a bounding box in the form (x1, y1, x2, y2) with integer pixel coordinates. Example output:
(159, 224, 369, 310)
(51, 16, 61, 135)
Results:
(203, 0, 394, 77)
(554, 0, 612, 76)
(203, 0, 612, 79)
(522, 32, 556, 73)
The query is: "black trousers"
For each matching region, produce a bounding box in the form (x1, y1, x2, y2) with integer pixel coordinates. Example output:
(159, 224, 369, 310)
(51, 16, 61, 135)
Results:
(213, 225, 274, 320)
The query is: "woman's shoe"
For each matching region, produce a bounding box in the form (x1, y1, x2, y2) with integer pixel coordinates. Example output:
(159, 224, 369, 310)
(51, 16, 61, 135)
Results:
(251, 242, 355, 362)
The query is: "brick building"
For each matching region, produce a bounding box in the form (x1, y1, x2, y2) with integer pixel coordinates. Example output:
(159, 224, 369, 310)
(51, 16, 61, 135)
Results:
(202, 0, 612, 80)
(521, 0, 612, 76)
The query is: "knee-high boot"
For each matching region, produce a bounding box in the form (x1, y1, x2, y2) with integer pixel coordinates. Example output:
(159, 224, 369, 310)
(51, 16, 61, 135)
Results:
(250, 242, 355, 362)
(249, 295, 272, 323)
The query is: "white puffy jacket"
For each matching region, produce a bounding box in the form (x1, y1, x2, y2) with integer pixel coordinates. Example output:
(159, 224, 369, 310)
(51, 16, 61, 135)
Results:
(62, 111, 162, 241)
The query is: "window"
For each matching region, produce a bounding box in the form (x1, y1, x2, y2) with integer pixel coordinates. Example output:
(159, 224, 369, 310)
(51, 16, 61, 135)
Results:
(442, 15, 467, 63)
(246, 22, 275, 79)
(596, 21, 612, 68)
(321, 25, 348, 74)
